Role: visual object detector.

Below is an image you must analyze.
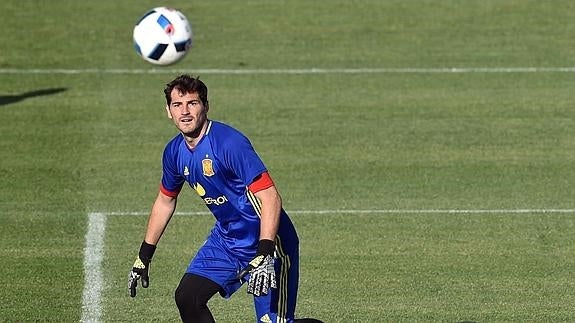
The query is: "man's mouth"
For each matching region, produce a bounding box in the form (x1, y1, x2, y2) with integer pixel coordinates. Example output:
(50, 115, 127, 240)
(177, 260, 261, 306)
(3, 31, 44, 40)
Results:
(180, 118, 193, 123)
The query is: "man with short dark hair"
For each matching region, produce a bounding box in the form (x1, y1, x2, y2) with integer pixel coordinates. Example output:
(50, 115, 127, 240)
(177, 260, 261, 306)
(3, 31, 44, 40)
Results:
(128, 75, 303, 323)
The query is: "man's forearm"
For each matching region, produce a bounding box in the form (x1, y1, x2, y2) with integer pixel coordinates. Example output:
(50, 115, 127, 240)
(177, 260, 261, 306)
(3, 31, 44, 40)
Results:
(255, 186, 282, 241)
(144, 192, 177, 245)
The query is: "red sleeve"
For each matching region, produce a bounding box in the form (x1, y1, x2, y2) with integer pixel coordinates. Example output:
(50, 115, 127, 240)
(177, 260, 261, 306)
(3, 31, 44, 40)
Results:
(160, 183, 181, 198)
(248, 171, 275, 193)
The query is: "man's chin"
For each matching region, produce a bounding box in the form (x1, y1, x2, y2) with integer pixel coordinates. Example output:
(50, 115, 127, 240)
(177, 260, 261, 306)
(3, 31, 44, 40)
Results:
(180, 127, 202, 138)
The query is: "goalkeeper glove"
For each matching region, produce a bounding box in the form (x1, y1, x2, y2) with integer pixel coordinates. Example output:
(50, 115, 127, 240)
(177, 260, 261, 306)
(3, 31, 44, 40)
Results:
(237, 239, 277, 296)
(128, 241, 156, 297)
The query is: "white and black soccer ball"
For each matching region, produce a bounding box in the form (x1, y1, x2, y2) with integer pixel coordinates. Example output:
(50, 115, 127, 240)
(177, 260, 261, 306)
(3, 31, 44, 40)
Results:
(133, 7, 192, 66)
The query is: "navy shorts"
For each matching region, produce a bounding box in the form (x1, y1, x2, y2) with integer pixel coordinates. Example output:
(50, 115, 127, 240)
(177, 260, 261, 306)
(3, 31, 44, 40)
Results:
(186, 234, 299, 322)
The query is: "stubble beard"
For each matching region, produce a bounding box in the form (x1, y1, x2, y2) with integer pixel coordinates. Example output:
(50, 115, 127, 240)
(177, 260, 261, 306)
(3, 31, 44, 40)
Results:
(180, 117, 207, 141)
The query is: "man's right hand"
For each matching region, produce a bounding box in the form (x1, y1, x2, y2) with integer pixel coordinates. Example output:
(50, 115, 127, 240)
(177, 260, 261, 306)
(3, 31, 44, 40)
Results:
(128, 241, 156, 297)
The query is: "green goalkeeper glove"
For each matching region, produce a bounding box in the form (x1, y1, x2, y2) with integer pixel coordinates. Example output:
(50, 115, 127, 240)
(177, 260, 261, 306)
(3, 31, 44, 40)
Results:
(128, 241, 156, 297)
(237, 239, 277, 296)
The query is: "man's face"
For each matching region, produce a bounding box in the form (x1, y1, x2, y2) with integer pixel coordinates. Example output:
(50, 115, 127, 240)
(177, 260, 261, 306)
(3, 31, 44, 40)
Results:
(166, 89, 208, 138)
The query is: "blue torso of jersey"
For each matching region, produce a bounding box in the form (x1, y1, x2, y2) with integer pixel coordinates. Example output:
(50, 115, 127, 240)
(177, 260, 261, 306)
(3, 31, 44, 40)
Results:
(161, 121, 293, 258)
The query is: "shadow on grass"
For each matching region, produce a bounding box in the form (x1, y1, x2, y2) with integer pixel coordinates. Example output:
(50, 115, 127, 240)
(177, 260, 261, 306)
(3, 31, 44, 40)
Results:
(0, 88, 68, 106)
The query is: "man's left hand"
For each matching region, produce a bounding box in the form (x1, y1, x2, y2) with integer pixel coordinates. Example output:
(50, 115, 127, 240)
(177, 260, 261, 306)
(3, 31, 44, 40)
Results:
(238, 239, 277, 296)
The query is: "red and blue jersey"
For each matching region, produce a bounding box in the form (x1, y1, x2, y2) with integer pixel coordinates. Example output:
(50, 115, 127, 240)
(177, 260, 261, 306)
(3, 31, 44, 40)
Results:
(160, 120, 297, 259)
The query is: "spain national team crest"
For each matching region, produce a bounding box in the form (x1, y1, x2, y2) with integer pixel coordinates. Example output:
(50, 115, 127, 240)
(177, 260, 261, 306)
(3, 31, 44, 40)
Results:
(202, 157, 215, 176)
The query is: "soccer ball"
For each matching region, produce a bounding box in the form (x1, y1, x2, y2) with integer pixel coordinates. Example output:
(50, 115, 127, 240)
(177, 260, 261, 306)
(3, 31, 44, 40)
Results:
(133, 7, 192, 66)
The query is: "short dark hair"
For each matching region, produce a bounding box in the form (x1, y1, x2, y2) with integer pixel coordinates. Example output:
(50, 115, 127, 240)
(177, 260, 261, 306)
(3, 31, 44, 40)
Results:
(164, 75, 209, 107)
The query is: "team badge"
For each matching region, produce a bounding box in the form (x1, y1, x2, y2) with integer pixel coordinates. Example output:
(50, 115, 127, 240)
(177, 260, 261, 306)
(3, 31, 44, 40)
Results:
(202, 156, 215, 176)
(183, 166, 190, 176)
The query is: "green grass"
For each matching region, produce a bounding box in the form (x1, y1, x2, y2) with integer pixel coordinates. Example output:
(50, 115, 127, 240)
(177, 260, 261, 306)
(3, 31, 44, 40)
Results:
(2, 0, 575, 321)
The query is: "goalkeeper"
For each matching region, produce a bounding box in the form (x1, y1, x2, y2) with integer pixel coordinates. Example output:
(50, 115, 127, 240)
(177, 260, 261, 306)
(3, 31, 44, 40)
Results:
(128, 75, 301, 323)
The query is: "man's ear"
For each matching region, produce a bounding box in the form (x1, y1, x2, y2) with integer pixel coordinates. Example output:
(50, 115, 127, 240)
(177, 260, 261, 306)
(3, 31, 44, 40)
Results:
(165, 105, 172, 119)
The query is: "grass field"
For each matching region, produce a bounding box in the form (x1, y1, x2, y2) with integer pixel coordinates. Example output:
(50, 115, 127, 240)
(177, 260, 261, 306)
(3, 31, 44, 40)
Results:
(2, 0, 575, 322)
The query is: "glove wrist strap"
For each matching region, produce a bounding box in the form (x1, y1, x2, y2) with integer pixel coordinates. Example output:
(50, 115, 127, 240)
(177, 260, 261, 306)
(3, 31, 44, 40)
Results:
(139, 240, 156, 263)
(256, 239, 275, 256)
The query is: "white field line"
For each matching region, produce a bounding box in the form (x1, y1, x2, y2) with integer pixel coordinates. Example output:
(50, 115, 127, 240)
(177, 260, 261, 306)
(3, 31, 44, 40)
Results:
(103, 208, 575, 216)
(81, 212, 106, 323)
(4, 67, 575, 75)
